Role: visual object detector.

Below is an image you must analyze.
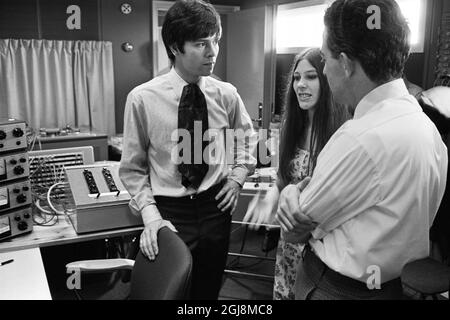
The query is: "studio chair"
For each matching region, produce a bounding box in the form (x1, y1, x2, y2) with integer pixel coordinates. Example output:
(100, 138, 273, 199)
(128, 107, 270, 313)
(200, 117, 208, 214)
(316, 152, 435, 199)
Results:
(66, 227, 193, 300)
(401, 257, 450, 300)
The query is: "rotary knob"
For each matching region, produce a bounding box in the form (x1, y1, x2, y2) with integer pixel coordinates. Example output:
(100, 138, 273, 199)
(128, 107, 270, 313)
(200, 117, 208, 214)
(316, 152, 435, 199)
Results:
(17, 221, 28, 231)
(12, 127, 24, 137)
(14, 166, 25, 175)
(0, 130, 6, 140)
(16, 194, 27, 203)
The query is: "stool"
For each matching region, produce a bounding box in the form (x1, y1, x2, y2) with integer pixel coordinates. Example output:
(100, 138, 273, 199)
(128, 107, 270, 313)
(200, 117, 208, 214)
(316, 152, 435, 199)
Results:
(401, 257, 450, 300)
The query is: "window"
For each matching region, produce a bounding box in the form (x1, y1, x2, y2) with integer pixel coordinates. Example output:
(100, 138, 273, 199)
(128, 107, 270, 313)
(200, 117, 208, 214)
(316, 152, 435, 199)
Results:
(396, 0, 426, 52)
(276, 0, 327, 53)
(276, 0, 426, 53)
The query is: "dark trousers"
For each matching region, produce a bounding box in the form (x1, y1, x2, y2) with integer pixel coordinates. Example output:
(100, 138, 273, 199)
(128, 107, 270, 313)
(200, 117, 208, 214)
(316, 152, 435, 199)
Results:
(154, 182, 231, 300)
(295, 244, 404, 300)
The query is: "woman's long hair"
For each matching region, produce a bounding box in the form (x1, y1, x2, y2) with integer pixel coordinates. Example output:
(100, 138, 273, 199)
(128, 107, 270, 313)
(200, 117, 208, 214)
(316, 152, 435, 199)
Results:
(277, 48, 350, 188)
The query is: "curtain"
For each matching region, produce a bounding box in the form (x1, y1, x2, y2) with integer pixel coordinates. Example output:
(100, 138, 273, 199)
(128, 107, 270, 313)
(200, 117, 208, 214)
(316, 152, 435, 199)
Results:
(0, 39, 115, 135)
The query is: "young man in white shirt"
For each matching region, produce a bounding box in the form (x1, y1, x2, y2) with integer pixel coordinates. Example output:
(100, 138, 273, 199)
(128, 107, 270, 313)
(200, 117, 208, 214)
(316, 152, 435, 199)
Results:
(277, 0, 448, 299)
(119, 0, 256, 299)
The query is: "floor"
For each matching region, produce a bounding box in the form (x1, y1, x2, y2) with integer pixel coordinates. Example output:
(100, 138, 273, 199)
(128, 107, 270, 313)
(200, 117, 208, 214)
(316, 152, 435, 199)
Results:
(220, 223, 277, 300)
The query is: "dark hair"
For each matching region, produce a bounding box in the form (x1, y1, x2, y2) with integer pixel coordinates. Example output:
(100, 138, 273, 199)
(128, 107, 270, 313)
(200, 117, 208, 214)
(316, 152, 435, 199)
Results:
(277, 48, 350, 188)
(162, 0, 221, 63)
(324, 0, 410, 84)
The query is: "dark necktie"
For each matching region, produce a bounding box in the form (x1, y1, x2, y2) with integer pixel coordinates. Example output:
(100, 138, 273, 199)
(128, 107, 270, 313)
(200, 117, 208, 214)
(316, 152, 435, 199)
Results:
(177, 83, 209, 189)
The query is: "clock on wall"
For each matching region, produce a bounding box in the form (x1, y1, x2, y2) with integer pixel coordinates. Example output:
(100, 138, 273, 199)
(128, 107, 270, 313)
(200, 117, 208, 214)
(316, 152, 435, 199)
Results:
(120, 3, 132, 15)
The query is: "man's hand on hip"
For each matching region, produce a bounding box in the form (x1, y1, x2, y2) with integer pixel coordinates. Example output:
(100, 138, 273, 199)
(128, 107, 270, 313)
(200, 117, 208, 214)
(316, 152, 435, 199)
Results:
(216, 179, 242, 215)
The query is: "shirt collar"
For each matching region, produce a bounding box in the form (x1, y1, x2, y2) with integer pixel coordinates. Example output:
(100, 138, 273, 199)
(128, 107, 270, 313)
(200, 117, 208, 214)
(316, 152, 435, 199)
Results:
(168, 67, 207, 97)
(353, 78, 410, 119)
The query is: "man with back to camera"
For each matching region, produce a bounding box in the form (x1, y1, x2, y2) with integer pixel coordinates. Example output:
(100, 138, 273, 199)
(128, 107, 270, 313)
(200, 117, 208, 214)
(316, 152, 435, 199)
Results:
(276, 0, 448, 299)
(119, 0, 257, 300)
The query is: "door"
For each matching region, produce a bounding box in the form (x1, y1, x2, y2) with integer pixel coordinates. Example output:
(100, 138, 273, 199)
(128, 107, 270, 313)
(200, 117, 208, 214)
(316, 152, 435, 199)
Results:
(226, 6, 276, 129)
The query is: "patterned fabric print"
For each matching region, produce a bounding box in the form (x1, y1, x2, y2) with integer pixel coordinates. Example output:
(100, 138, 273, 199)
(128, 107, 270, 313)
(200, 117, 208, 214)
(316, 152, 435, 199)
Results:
(273, 148, 310, 300)
(289, 148, 311, 184)
(274, 238, 305, 300)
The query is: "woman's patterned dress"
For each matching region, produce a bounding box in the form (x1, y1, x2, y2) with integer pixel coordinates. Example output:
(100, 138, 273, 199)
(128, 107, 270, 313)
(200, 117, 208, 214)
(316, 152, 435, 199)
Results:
(273, 148, 311, 300)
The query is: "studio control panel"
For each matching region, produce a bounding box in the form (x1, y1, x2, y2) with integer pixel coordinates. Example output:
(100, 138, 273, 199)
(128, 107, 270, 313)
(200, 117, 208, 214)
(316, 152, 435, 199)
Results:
(0, 152, 29, 183)
(0, 118, 32, 241)
(0, 207, 33, 241)
(64, 163, 142, 233)
(0, 119, 27, 154)
(0, 180, 32, 213)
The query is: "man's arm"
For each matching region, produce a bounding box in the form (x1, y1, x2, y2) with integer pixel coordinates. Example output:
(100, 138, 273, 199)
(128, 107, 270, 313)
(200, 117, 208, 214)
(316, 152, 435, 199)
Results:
(229, 89, 258, 186)
(119, 92, 175, 260)
(216, 88, 257, 213)
(298, 132, 381, 239)
(119, 92, 161, 221)
(276, 178, 316, 243)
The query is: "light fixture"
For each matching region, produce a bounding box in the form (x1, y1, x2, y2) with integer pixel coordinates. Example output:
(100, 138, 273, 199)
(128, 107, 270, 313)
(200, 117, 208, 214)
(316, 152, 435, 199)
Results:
(120, 3, 132, 15)
(121, 42, 133, 52)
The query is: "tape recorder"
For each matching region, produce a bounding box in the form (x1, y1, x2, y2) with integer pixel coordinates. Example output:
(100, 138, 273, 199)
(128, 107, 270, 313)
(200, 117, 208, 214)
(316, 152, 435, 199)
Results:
(39, 125, 81, 137)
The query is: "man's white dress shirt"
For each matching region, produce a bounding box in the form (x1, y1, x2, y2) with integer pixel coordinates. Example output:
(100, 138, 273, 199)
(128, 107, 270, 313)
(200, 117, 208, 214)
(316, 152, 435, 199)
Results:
(119, 68, 257, 222)
(299, 79, 448, 283)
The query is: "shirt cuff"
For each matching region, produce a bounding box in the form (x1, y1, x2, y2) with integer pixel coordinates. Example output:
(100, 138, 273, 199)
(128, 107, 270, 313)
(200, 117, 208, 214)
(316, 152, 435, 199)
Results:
(229, 165, 249, 186)
(311, 226, 327, 240)
(141, 204, 162, 225)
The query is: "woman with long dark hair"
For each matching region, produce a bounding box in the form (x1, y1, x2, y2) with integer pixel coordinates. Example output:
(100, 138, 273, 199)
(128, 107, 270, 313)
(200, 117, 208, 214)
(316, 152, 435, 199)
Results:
(244, 48, 350, 299)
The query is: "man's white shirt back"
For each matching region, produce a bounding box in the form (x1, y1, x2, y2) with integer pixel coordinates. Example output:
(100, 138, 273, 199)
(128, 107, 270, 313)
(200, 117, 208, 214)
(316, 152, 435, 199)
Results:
(300, 79, 448, 283)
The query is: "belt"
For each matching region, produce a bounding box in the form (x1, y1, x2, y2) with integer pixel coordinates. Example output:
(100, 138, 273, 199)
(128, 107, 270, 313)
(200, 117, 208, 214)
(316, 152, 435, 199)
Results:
(154, 179, 226, 203)
(302, 244, 402, 297)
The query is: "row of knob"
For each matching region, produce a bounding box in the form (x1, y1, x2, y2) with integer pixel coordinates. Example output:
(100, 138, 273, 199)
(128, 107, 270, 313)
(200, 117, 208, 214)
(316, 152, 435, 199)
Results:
(14, 211, 31, 220)
(12, 185, 29, 193)
(9, 158, 27, 165)
(0, 128, 24, 140)
(84, 169, 100, 194)
(0, 140, 24, 148)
